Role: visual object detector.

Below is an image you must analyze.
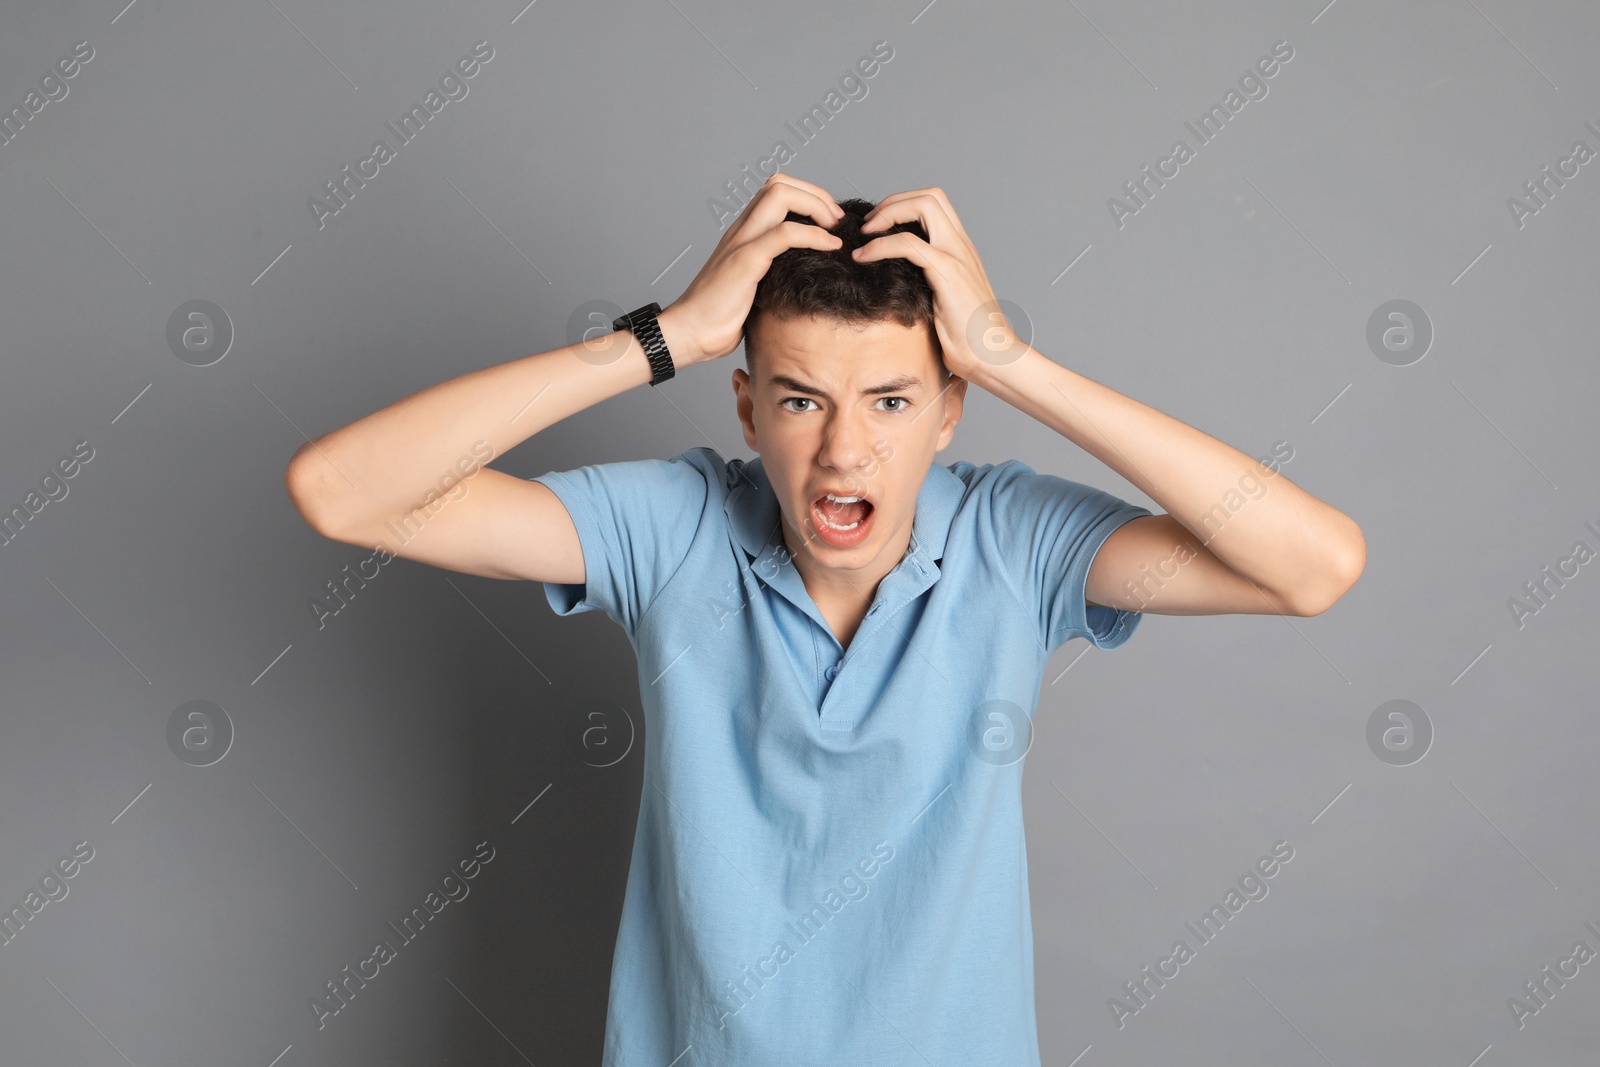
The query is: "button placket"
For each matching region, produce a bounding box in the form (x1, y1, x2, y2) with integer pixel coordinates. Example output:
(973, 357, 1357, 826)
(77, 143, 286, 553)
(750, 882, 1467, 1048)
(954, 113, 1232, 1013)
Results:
(823, 548, 945, 731)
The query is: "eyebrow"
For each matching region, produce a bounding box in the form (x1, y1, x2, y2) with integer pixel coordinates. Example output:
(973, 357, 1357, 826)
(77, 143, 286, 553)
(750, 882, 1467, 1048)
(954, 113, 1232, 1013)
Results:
(767, 372, 924, 398)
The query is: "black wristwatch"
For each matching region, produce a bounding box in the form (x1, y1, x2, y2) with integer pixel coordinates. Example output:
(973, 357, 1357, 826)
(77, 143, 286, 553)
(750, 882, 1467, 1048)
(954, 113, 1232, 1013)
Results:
(612, 302, 675, 386)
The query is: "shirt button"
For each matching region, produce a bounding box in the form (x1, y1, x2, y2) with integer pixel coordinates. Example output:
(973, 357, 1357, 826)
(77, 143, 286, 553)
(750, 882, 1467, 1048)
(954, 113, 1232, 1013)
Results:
(825, 664, 839, 681)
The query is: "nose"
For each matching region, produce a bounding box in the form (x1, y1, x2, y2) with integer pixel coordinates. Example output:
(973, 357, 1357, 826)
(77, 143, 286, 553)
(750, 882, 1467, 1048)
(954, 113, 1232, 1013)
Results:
(816, 411, 875, 490)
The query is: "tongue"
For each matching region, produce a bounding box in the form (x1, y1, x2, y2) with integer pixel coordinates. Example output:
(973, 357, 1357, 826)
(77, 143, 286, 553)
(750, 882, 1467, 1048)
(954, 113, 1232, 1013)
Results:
(818, 498, 870, 526)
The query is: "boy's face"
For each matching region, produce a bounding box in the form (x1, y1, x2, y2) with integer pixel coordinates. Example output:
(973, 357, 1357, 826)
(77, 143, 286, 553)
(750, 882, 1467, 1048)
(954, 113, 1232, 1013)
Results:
(732, 312, 967, 590)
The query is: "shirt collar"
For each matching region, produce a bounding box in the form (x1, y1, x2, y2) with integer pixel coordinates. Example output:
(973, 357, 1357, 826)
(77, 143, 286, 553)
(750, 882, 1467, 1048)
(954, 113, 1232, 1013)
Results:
(722, 452, 966, 576)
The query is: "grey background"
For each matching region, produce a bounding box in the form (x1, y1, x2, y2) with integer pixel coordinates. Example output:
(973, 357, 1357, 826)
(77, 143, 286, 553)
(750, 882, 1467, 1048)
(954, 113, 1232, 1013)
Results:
(1, 0, 1595, 1064)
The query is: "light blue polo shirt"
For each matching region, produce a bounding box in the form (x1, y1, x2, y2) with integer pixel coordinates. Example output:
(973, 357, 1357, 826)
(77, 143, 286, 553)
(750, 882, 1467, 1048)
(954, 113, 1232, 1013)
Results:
(533, 446, 1151, 1066)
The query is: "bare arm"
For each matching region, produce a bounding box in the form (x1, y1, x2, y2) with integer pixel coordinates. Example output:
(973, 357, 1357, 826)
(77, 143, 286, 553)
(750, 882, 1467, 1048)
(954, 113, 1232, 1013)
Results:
(283, 173, 848, 582)
(851, 186, 1365, 618)
(284, 307, 699, 534)
(975, 357, 1363, 617)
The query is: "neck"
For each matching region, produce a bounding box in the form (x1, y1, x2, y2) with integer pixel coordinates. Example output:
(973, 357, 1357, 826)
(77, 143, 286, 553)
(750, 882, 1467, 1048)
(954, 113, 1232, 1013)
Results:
(781, 513, 912, 609)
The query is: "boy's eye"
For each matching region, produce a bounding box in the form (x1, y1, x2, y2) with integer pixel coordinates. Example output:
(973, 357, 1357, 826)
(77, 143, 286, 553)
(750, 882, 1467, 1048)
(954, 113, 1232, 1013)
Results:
(779, 397, 910, 414)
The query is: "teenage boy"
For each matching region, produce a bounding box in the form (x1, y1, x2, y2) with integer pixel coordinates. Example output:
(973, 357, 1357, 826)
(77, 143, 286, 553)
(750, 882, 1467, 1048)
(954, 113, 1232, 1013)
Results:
(286, 172, 1364, 1066)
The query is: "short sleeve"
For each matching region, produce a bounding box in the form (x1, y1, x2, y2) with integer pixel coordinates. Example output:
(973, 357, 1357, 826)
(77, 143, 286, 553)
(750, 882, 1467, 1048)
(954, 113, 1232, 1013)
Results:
(983, 460, 1154, 655)
(530, 450, 712, 637)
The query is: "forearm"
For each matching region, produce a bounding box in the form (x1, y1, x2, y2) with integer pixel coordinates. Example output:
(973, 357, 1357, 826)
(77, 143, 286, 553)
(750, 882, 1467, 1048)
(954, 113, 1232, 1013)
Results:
(967, 346, 1364, 605)
(287, 307, 701, 531)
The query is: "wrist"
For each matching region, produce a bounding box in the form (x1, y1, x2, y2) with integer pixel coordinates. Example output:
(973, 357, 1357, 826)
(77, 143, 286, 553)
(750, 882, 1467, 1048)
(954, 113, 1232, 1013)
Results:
(959, 339, 1036, 393)
(654, 305, 703, 371)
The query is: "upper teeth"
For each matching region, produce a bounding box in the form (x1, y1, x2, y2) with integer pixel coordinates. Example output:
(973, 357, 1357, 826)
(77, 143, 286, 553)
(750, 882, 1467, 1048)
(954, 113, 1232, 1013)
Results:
(824, 493, 862, 503)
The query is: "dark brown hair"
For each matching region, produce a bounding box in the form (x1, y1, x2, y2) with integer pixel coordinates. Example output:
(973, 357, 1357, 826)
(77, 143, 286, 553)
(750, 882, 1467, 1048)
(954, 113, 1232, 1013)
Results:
(742, 197, 947, 379)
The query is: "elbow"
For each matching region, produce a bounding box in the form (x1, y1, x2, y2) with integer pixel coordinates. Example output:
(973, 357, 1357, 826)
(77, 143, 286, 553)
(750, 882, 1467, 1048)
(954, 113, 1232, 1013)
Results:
(1292, 523, 1366, 617)
(283, 456, 323, 534)
(284, 440, 344, 539)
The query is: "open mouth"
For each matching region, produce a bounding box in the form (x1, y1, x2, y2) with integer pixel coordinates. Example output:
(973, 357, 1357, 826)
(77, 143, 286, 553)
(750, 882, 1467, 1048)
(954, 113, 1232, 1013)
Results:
(809, 490, 875, 547)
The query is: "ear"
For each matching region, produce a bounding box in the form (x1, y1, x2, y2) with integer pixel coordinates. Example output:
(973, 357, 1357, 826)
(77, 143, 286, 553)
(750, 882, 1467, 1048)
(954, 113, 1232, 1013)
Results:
(934, 375, 968, 453)
(732, 368, 759, 452)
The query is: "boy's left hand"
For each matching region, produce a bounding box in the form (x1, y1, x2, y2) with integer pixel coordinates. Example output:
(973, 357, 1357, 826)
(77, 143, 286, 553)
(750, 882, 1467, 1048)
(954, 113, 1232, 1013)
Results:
(853, 187, 1025, 380)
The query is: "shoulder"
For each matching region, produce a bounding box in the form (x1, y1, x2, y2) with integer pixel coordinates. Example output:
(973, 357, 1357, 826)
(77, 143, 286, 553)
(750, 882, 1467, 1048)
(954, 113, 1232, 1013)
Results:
(673, 445, 739, 494)
(563, 447, 720, 499)
(943, 457, 1141, 542)
(943, 456, 1041, 495)
(531, 446, 723, 535)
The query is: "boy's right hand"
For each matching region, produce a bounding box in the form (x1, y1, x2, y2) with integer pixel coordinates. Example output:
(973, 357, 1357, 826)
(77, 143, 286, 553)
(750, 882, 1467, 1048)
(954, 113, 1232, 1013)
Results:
(660, 173, 845, 367)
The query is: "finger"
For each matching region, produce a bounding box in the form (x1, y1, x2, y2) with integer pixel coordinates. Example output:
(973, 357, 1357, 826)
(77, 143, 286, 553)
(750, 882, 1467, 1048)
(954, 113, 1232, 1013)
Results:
(750, 219, 844, 262)
(716, 182, 832, 259)
(863, 187, 967, 240)
(850, 230, 957, 288)
(858, 193, 972, 261)
(712, 176, 841, 260)
(750, 172, 845, 231)
(762, 171, 845, 216)
(864, 188, 991, 291)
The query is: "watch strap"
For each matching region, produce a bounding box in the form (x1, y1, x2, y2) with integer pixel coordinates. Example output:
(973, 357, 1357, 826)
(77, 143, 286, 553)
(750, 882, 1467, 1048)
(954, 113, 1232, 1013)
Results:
(613, 302, 675, 386)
